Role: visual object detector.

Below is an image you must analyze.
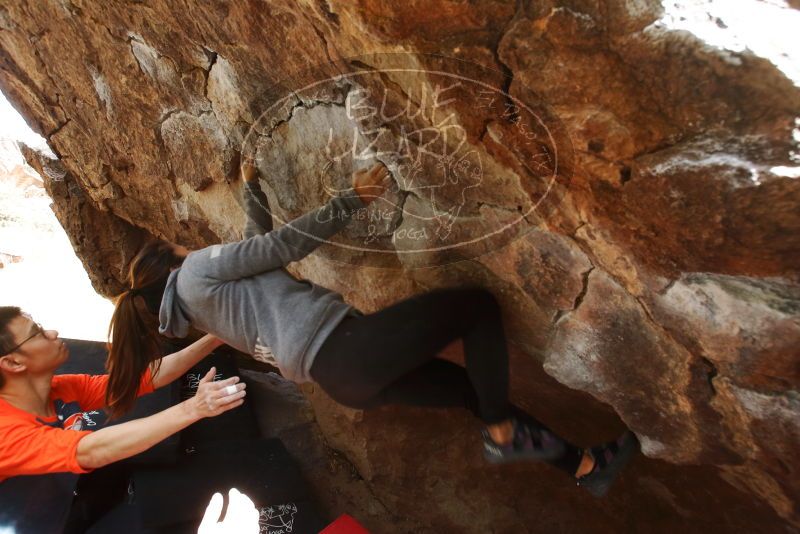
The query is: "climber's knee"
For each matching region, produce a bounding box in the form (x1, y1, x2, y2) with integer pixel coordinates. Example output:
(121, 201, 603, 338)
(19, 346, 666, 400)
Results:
(461, 286, 501, 319)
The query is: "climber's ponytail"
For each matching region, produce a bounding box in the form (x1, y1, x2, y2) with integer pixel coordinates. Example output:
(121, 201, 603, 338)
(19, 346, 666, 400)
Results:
(106, 289, 160, 417)
(105, 239, 184, 417)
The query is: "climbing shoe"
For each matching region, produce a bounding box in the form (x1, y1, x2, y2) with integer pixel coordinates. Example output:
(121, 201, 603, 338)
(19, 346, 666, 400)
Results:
(482, 417, 566, 464)
(576, 431, 639, 497)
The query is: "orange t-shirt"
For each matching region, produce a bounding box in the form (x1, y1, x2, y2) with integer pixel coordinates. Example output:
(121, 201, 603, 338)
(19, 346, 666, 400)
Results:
(0, 369, 154, 481)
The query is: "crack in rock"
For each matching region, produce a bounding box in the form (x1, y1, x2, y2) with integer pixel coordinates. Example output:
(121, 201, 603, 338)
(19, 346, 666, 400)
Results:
(317, 0, 340, 27)
(489, 0, 525, 124)
(552, 264, 595, 326)
(201, 46, 219, 102)
(699, 356, 719, 395)
(48, 118, 71, 142)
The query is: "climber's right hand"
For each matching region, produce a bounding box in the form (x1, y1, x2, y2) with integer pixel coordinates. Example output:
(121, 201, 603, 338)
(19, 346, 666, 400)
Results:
(352, 162, 391, 205)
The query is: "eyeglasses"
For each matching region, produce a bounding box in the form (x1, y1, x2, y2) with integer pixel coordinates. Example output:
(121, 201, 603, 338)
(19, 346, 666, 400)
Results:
(0, 322, 47, 357)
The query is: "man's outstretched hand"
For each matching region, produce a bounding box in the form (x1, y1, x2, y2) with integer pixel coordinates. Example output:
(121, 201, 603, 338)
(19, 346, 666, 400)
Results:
(352, 162, 392, 205)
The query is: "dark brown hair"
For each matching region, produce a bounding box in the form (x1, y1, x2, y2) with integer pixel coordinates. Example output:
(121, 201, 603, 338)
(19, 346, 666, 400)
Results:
(106, 240, 184, 417)
(0, 306, 24, 388)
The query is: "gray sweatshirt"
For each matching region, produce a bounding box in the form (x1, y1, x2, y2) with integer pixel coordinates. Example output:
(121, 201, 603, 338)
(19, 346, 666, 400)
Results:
(158, 181, 366, 383)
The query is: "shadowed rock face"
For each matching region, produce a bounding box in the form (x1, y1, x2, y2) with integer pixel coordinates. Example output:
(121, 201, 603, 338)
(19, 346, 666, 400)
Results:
(1, 0, 798, 530)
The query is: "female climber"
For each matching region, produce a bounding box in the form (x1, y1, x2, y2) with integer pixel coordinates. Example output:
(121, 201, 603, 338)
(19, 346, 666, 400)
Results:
(106, 160, 638, 497)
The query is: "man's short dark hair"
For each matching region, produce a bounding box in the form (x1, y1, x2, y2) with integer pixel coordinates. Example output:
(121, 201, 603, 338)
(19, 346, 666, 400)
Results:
(0, 306, 24, 387)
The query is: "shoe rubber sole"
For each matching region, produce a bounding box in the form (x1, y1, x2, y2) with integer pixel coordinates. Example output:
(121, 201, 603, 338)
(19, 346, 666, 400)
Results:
(577, 431, 639, 497)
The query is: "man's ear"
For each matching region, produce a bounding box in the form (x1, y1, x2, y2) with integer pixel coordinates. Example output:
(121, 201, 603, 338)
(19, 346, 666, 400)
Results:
(0, 355, 26, 375)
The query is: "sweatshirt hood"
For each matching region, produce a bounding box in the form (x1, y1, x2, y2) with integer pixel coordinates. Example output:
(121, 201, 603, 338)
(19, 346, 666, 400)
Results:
(158, 268, 190, 338)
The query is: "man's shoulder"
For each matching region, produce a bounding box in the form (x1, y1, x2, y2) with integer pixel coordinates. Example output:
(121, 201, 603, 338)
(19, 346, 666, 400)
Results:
(51, 374, 108, 401)
(0, 400, 42, 427)
(51, 373, 97, 388)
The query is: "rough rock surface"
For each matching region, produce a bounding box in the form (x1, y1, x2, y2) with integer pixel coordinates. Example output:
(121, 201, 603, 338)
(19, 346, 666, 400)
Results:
(1, 1, 798, 531)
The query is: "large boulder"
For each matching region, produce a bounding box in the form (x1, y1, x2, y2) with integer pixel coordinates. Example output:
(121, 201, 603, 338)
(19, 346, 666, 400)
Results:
(1, 1, 798, 530)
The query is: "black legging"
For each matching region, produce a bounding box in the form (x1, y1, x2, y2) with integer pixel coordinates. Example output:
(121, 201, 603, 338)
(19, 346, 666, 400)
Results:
(241, 180, 582, 475)
(309, 286, 584, 475)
